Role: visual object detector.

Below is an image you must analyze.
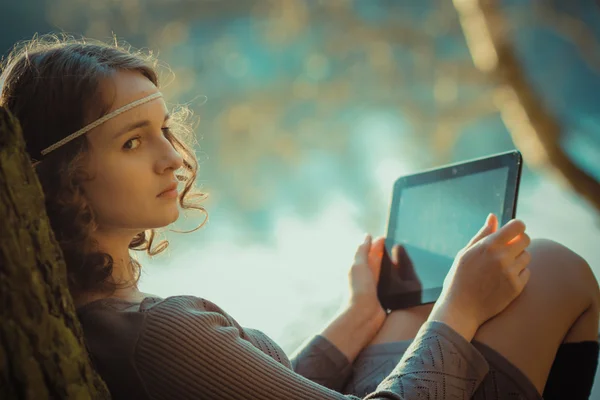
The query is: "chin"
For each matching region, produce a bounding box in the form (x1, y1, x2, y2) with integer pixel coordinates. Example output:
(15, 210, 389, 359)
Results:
(147, 208, 180, 229)
(163, 207, 180, 225)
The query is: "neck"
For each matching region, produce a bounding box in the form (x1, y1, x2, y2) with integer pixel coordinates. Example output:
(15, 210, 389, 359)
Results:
(90, 228, 140, 282)
(75, 230, 148, 307)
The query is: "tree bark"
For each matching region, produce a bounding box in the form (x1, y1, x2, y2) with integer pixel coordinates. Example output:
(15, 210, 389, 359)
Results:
(454, 0, 600, 214)
(0, 107, 110, 399)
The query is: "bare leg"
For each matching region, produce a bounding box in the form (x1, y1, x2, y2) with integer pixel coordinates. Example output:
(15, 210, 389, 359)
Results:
(473, 239, 599, 393)
(369, 302, 434, 345)
(367, 239, 600, 394)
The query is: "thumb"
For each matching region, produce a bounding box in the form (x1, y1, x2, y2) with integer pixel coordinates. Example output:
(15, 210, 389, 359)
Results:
(467, 213, 498, 248)
(366, 236, 386, 279)
(391, 244, 402, 266)
(354, 234, 372, 265)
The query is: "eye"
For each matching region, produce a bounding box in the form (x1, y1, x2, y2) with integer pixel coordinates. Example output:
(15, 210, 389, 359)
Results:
(123, 128, 172, 151)
(123, 136, 141, 151)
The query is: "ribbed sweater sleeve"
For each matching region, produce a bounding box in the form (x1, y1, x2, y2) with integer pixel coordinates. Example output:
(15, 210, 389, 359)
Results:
(132, 296, 490, 400)
(290, 334, 354, 391)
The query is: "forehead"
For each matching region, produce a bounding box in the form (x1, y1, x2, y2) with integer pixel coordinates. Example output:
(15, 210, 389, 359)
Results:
(104, 70, 160, 108)
(89, 70, 167, 138)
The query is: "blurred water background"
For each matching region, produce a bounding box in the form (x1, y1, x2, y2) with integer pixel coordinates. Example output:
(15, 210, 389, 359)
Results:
(2, 0, 600, 392)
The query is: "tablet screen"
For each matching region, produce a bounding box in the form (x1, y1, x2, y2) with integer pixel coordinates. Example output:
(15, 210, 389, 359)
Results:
(394, 167, 508, 291)
(378, 151, 522, 310)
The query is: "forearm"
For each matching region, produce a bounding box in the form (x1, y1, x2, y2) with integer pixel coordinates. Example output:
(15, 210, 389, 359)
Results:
(289, 304, 383, 391)
(320, 305, 382, 363)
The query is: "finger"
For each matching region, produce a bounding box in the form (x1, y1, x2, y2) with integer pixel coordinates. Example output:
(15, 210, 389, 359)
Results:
(467, 213, 497, 248)
(367, 236, 386, 270)
(505, 233, 531, 259)
(391, 245, 408, 270)
(509, 249, 531, 276)
(516, 266, 531, 291)
(391, 244, 400, 266)
(489, 213, 499, 232)
(354, 234, 372, 264)
(490, 219, 526, 245)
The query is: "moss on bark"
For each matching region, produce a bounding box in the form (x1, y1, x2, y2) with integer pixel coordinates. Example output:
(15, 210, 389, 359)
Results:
(0, 107, 110, 399)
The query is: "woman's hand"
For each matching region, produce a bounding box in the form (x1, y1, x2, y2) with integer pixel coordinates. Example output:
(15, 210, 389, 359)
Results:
(318, 235, 388, 363)
(430, 214, 532, 340)
(346, 234, 387, 333)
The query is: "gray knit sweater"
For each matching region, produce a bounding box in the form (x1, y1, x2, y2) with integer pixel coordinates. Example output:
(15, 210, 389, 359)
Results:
(76, 295, 490, 399)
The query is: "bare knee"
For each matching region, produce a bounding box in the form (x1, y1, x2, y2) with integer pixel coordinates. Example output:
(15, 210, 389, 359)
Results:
(528, 238, 599, 308)
(529, 239, 600, 341)
(470, 239, 597, 392)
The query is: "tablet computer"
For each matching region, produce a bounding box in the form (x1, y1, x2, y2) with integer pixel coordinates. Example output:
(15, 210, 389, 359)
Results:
(377, 150, 523, 311)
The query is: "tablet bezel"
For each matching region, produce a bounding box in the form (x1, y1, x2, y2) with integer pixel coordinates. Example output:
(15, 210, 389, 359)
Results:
(377, 150, 523, 311)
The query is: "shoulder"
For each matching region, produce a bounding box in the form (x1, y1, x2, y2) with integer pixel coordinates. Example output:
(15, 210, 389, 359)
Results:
(136, 295, 291, 366)
(140, 295, 241, 329)
(141, 295, 227, 313)
(127, 298, 314, 399)
(137, 295, 261, 346)
(77, 297, 148, 339)
(133, 295, 292, 369)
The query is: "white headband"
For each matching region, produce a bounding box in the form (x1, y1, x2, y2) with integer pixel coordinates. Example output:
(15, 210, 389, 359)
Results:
(32, 92, 163, 166)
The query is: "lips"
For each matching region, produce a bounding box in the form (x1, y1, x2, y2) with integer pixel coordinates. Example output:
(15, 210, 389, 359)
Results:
(158, 182, 178, 197)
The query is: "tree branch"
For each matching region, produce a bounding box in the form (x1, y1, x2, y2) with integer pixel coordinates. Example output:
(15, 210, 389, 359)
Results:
(533, 2, 600, 74)
(453, 0, 600, 214)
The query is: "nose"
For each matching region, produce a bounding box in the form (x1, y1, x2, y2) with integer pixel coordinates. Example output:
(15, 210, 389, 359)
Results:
(155, 138, 184, 175)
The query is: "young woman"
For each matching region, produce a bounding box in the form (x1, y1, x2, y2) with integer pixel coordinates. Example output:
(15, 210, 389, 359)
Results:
(1, 35, 598, 400)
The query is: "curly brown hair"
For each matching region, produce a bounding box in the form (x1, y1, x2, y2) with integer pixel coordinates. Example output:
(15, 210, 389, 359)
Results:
(0, 33, 208, 300)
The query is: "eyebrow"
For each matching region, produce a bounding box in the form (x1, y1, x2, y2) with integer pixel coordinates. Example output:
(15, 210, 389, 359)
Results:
(112, 113, 171, 140)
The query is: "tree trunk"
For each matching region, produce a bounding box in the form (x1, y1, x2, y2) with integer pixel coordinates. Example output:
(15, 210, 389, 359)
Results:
(0, 107, 110, 399)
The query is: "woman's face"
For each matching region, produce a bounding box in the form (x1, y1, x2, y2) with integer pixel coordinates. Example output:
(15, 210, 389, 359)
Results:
(80, 70, 183, 235)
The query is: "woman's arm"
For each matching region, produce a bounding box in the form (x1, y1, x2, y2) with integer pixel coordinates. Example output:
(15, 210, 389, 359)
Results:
(291, 214, 531, 397)
(319, 235, 388, 361)
(364, 319, 489, 399)
(290, 235, 389, 385)
(127, 217, 529, 399)
(133, 296, 490, 400)
(319, 304, 384, 362)
(289, 236, 389, 391)
(289, 305, 381, 391)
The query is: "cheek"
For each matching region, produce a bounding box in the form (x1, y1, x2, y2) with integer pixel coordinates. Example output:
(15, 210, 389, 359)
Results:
(83, 170, 146, 220)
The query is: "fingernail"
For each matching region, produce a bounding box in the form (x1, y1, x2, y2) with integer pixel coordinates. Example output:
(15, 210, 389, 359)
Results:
(485, 213, 493, 225)
(364, 234, 371, 244)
